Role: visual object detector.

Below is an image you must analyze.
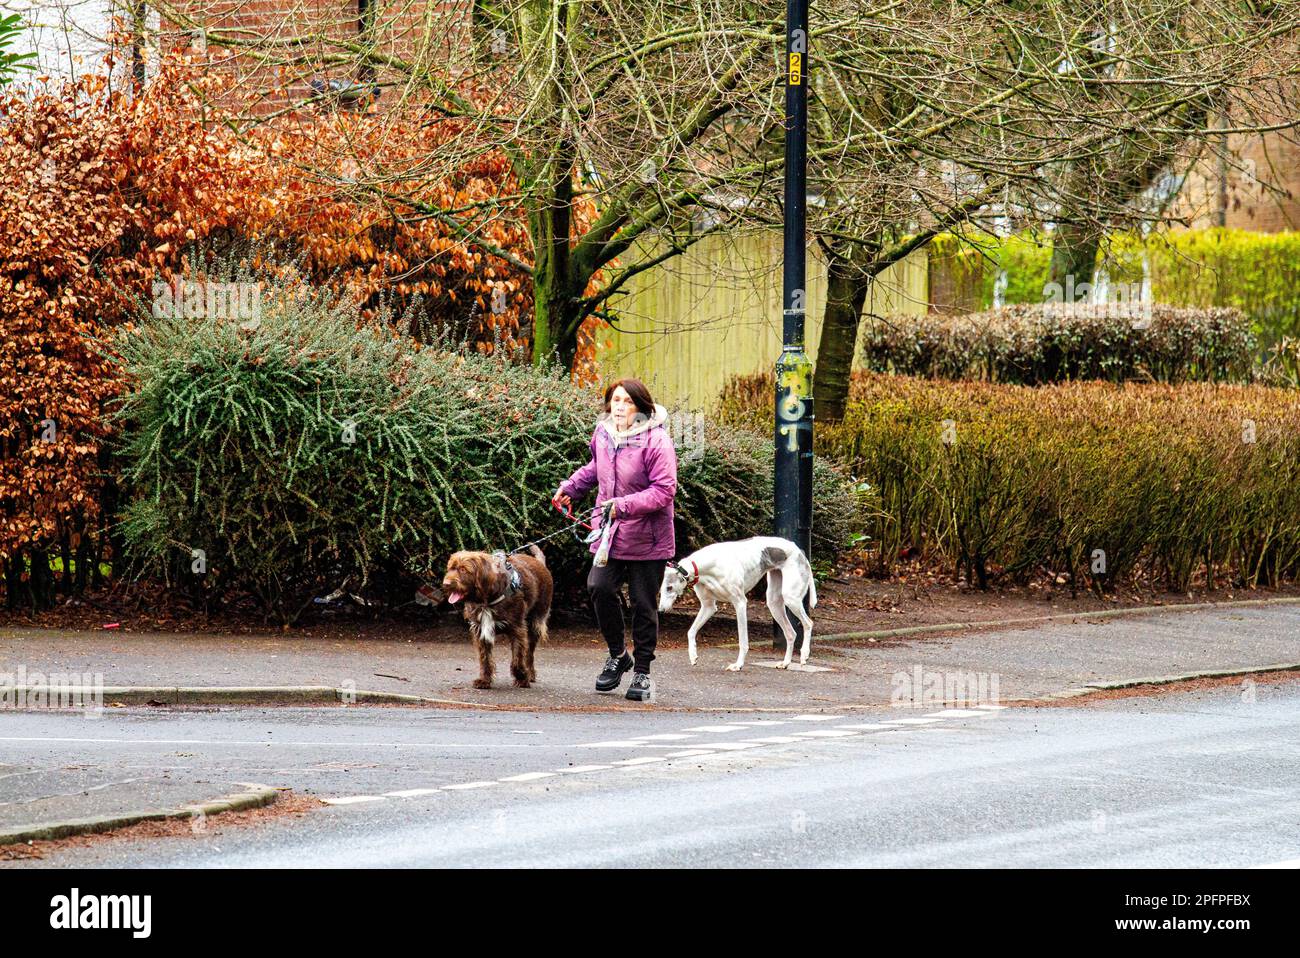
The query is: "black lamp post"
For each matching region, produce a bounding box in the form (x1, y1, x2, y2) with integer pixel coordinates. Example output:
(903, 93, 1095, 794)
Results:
(773, 0, 814, 651)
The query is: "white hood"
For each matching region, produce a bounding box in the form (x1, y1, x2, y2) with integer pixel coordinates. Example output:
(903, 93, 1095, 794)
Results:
(599, 402, 668, 446)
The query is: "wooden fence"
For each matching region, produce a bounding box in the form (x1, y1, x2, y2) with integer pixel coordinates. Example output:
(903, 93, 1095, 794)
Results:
(596, 229, 928, 410)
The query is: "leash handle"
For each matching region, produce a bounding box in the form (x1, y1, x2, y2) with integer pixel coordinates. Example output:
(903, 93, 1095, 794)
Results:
(551, 495, 596, 530)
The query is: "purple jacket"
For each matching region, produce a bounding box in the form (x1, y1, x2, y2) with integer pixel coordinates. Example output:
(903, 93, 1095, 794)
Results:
(559, 403, 678, 561)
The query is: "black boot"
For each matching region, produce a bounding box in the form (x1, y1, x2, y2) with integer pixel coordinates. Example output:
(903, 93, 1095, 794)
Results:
(625, 671, 653, 702)
(596, 652, 634, 693)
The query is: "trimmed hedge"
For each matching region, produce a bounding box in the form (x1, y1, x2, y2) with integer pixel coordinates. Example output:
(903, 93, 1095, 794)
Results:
(719, 371, 1300, 592)
(858, 303, 1256, 385)
(111, 268, 863, 620)
(930, 228, 1300, 348)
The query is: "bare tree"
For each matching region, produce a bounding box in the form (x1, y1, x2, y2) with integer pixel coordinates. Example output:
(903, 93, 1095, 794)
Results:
(735, 0, 1300, 420)
(139, 0, 805, 370)
(64, 0, 1300, 397)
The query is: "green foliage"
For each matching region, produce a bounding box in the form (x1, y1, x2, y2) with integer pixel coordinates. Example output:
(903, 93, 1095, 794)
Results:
(719, 371, 1300, 593)
(856, 304, 1256, 385)
(111, 259, 862, 620)
(0, 14, 35, 85)
(1118, 229, 1300, 348)
(931, 228, 1300, 350)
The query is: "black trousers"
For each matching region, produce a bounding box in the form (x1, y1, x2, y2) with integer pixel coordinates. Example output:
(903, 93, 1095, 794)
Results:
(587, 558, 667, 674)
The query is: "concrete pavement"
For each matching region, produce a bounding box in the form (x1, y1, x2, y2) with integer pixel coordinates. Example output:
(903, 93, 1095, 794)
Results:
(2, 600, 1299, 711)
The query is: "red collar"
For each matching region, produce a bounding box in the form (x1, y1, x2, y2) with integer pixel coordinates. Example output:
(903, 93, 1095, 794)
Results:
(680, 560, 699, 586)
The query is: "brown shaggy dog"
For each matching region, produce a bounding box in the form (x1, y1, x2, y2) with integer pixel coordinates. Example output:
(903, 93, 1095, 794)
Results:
(441, 544, 552, 689)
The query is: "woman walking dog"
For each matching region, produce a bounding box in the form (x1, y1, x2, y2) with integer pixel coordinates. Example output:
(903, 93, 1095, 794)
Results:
(554, 378, 677, 702)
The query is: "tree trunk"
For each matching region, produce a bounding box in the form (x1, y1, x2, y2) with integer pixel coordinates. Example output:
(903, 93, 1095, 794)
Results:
(527, 126, 582, 369)
(1047, 222, 1100, 293)
(813, 247, 873, 424)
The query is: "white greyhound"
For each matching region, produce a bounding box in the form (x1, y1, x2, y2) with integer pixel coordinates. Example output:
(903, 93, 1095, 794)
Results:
(658, 536, 817, 671)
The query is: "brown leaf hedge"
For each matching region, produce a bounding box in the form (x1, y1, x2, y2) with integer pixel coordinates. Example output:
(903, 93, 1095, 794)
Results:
(720, 371, 1300, 593)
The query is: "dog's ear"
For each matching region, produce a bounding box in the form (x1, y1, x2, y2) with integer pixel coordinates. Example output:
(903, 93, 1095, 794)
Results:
(477, 553, 506, 592)
(475, 554, 496, 587)
(760, 546, 789, 571)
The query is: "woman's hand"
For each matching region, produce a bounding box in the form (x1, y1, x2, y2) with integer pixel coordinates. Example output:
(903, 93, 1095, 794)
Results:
(553, 489, 572, 511)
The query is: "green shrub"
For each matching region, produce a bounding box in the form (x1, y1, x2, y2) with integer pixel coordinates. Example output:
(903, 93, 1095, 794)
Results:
(1118, 229, 1300, 348)
(929, 228, 1300, 349)
(111, 264, 863, 620)
(719, 371, 1300, 592)
(857, 304, 1256, 385)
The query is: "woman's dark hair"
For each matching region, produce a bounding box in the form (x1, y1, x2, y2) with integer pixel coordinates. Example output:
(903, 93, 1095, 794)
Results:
(604, 377, 656, 417)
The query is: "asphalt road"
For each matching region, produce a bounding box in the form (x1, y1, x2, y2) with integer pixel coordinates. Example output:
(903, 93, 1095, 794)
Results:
(3, 681, 1299, 868)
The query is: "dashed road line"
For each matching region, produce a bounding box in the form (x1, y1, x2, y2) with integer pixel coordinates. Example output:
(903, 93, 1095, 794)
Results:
(793, 729, 858, 738)
(321, 795, 386, 806)
(682, 724, 750, 732)
(577, 739, 652, 748)
(318, 709, 1004, 805)
(696, 741, 765, 751)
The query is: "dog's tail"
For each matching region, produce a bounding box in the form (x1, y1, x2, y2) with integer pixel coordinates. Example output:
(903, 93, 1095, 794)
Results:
(794, 547, 818, 609)
(522, 543, 546, 566)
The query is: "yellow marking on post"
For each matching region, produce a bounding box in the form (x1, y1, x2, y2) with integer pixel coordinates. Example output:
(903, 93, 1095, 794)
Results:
(788, 52, 802, 86)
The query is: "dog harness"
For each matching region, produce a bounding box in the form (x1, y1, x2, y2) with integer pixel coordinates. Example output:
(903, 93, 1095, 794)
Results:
(489, 552, 523, 605)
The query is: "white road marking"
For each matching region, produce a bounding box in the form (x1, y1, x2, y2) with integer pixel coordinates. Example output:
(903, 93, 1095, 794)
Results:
(695, 742, 764, 750)
(835, 723, 896, 731)
(499, 772, 557, 782)
(577, 740, 651, 748)
(663, 749, 718, 758)
(383, 788, 442, 798)
(789, 714, 841, 722)
(730, 720, 788, 727)
(638, 743, 705, 750)
(747, 736, 804, 744)
(321, 795, 386, 805)
(442, 781, 496, 790)
(556, 765, 613, 774)
(612, 756, 665, 766)
(926, 709, 990, 718)
(880, 718, 943, 726)
(695, 725, 750, 732)
(792, 729, 859, 738)
(637, 733, 695, 741)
